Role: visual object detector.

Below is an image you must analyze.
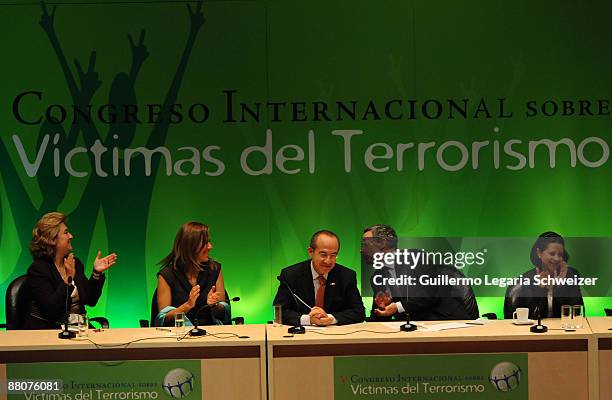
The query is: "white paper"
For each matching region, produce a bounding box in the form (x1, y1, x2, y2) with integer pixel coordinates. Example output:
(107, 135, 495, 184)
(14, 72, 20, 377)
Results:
(419, 322, 473, 332)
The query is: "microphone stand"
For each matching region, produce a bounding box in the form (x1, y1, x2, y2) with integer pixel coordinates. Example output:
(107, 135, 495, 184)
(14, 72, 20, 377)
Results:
(189, 316, 207, 337)
(530, 307, 548, 333)
(400, 312, 417, 332)
(277, 276, 306, 334)
(189, 296, 240, 337)
(58, 277, 76, 339)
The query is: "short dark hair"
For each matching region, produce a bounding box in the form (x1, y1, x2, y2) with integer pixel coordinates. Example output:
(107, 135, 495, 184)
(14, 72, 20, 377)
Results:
(309, 230, 340, 251)
(530, 231, 569, 267)
(363, 224, 398, 249)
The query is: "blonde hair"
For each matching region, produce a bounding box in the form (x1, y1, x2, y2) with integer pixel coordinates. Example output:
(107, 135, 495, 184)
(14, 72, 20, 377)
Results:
(30, 212, 66, 260)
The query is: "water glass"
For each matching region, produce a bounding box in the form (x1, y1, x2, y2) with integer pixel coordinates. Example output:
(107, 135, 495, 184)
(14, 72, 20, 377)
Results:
(174, 312, 186, 333)
(572, 305, 584, 329)
(561, 305, 572, 329)
(273, 304, 283, 327)
(77, 314, 88, 337)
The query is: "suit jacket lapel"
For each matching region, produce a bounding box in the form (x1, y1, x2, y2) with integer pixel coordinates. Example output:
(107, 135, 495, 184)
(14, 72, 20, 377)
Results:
(323, 267, 338, 311)
(300, 261, 316, 309)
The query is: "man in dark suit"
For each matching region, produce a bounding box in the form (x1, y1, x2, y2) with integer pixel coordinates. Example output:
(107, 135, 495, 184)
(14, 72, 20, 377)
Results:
(364, 224, 477, 321)
(273, 230, 365, 326)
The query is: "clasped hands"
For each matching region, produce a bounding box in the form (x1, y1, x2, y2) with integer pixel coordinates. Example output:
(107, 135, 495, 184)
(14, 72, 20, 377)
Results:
(309, 306, 334, 326)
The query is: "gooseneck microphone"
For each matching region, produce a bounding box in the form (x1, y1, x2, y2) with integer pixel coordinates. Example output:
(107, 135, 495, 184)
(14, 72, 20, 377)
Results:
(189, 296, 240, 337)
(277, 276, 312, 311)
(59, 276, 76, 339)
(276, 276, 306, 334)
(530, 307, 548, 333)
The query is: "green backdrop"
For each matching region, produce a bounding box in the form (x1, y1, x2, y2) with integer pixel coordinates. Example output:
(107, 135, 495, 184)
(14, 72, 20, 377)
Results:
(0, 0, 610, 326)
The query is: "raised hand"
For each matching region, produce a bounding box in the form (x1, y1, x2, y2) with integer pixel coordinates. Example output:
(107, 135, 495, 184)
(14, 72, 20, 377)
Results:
(206, 285, 222, 305)
(187, 0, 205, 34)
(93, 250, 117, 273)
(39, 1, 57, 33)
(74, 52, 102, 104)
(128, 29, 149, 73)
(187, 285, 200, 308)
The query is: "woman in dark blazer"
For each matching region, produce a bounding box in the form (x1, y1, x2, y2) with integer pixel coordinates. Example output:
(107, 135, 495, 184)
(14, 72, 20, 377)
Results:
(25, 212, 117, 329)
(505, 231, 584, 320)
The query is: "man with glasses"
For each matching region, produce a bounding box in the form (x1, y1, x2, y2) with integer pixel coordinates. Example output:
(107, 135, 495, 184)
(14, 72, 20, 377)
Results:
(273, 230, 365, 326)
(363, 224, 478, 321)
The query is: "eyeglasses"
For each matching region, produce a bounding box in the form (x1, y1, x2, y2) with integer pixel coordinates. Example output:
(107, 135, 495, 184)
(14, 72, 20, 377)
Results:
(162, 373, 195, 398)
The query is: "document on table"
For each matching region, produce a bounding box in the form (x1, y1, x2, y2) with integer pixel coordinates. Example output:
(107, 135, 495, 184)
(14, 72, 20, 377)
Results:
(304, 326, 326, 330)
(381, 321, 474, 331)
(420, 322, 474, 331)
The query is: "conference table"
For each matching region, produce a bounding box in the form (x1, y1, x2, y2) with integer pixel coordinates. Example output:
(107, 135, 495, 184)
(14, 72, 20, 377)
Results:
(0, 325, 266, 400)
(1, 320, 610, 400)
(267, 319, 593, 400)
(588, 317, 612, 400)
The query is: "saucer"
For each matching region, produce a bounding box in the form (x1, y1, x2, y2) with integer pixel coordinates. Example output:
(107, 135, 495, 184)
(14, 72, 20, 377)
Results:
(512, 319, 534, 325)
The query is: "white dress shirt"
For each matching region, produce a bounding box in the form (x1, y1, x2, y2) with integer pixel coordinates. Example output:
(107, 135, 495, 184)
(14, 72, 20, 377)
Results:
(299, 262, 338, 326)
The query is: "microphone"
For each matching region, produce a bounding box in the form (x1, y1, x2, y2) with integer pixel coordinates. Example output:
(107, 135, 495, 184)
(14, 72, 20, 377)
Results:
(58, 276, 76, 339)
(277, 276, 306, 334)
(530, 306, 548, 333)
(277, 276, 312, 311)
(400, 312, 417, 332)
(189, 296, 240, 337)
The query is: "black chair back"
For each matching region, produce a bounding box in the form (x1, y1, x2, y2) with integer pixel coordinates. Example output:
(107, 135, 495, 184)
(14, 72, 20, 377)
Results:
(223, 289, 244, 325)
(5, 275, 30, 330)
(150, 289, 159, 327)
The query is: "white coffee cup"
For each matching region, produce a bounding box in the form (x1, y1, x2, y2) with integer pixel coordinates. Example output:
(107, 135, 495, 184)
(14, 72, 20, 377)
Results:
(512, 308, 529, 322)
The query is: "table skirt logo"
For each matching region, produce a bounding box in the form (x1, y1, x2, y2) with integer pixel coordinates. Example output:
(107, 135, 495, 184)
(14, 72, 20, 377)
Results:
(162, 368, 196, 399)
(488, 362, 521, 392)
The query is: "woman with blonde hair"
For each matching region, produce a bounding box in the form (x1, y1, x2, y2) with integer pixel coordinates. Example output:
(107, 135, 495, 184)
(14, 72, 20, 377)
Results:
(156, 222, 226, 326)
(25, 212, 117, 329)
